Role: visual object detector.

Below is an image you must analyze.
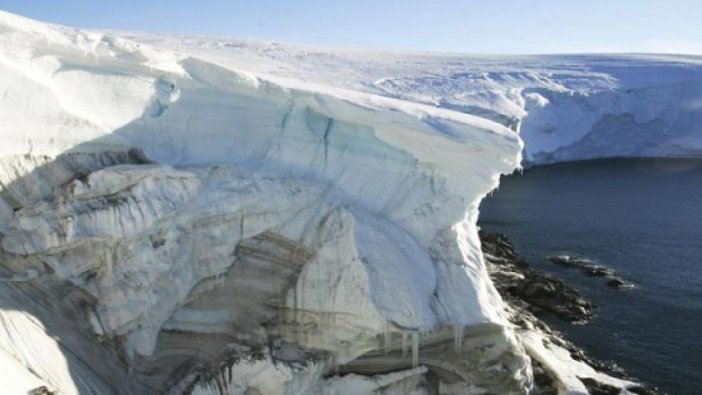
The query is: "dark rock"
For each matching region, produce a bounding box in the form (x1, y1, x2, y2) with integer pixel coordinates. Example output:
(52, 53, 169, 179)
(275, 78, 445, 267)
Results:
(547, 254, 635, 288)
(480, 232, 518, 260)
(481, 231, 595, 323)
(29, 387, 57, 395)
(531, 357, 558, 395)
(627, 385, 660, 395)
(607, 279, 625, 288)
(481, 231, 658, 395)
(548, 255, 585, 268)
(578, 377, 620, 395)
(522, 281, 555, 297)
(570, 349, 588, 363)
(581, 265, 613, 277)
(508, 312, 532, 329)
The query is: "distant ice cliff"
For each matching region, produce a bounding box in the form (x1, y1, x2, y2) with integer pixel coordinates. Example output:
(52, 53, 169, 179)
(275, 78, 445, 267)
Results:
(128, 33, 702, 165)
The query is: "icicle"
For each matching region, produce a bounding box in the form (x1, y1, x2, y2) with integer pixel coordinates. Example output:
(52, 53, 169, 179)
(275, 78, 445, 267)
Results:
(401, 332, 408, 358)
(453, 325, 464, 353)
(411, 332, 419, 368)
(328, 354, 340, 376)
(293, 280, 299, 343)
(324, 355, 334, 376)
(384, 326, 391, 355)
(317, 260, 322, 310)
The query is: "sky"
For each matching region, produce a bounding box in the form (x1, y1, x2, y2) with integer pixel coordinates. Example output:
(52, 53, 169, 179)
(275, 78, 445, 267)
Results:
(1, 0, 702, 55)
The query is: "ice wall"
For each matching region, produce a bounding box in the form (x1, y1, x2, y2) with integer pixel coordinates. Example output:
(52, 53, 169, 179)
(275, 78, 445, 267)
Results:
(0, 11, 529, 394)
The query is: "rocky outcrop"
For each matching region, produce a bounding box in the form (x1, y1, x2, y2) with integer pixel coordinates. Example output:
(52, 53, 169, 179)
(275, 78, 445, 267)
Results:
(482, 233, 594, 323)
(481, 232, 659, 395)
(548, 255, 635, 290)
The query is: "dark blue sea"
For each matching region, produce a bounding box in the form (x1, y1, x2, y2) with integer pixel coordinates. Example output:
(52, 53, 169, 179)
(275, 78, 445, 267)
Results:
(479, 158, 702, 395)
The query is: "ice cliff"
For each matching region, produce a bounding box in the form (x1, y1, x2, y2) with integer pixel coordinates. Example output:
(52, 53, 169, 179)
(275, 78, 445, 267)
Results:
(0, 10, 699, 395)
(0, 11, 528, 395)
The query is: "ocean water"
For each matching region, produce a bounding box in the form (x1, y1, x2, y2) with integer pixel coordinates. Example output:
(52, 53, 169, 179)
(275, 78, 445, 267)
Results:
(479, 158, 702, 395)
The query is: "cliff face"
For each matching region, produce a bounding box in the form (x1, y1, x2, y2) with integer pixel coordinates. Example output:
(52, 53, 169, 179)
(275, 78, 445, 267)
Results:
(0, 11, 531, 394)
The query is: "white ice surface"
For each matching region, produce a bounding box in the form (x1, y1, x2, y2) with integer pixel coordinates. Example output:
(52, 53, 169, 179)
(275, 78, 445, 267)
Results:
(125, 32, 702, 164)
(0, 10, 526, 393)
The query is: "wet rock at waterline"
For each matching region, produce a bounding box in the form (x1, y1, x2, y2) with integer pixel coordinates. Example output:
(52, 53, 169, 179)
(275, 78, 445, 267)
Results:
(483, 233, 595, 323)
(548, 255, 635, 289)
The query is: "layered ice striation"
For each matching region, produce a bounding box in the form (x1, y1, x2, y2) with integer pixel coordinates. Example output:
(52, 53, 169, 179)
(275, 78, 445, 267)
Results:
(0, 11, 532, 395)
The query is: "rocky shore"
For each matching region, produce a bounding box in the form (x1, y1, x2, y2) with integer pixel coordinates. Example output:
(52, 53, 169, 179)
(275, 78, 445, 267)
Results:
(546, 255, 635, 290)
(482, 233, 595, 324)
(480, 231, 659, 395)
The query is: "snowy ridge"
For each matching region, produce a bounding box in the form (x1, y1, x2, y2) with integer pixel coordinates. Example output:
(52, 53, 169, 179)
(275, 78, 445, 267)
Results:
(0, 11, 534, 394)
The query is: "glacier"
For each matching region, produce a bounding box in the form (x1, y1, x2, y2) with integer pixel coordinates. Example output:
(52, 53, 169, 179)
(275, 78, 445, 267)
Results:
(0, 9, 699, 395)
(127, 33, 702, 164)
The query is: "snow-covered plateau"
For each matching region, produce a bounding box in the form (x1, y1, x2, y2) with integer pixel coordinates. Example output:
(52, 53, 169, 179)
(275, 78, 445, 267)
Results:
(127, 31, 702, 164)
(0, 10, 699, 395)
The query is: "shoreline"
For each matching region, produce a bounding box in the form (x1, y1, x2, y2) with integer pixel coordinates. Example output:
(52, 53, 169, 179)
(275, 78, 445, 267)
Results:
(480, 231, 659, 395)
(522, 156, 702, 172)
